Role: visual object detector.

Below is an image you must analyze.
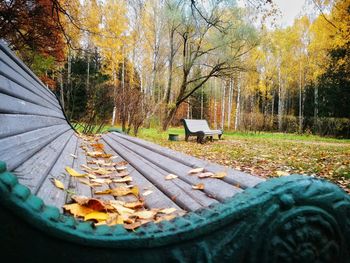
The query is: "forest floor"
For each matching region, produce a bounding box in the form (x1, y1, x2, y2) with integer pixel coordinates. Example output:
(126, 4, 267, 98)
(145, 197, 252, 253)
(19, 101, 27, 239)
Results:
(136, 127, 350, 193)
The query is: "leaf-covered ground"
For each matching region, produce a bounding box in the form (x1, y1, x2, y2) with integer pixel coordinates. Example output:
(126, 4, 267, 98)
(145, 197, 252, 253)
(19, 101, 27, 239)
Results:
(137, 128, 350, 193)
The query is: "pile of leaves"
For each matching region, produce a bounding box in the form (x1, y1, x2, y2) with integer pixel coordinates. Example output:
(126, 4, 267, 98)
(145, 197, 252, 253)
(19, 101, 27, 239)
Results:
(52, 134, 184, 230)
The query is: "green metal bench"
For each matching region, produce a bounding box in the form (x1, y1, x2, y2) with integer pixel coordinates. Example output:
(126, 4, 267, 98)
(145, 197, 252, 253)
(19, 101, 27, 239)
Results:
(1, 41, 350, 263)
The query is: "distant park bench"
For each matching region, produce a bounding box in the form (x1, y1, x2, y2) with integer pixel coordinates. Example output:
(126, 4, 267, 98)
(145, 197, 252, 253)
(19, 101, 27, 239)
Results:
(1, 40, 350, 262)
(182, 119, 223, 143)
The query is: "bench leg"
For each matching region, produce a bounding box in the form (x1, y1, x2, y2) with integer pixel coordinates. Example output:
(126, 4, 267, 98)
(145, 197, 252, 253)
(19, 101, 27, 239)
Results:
(197, 135, 205, 144)
(218, 134, 222, 140)
(185, 134, 189, 142)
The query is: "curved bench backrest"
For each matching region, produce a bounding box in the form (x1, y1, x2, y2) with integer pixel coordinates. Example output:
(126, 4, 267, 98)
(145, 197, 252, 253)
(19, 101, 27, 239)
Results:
(0, 41, 73, 171)
(182, 119, 211, 132)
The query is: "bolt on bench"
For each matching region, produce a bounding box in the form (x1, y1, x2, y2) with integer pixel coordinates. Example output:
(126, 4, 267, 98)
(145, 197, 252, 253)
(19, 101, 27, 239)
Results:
(1, 41, 350, 263)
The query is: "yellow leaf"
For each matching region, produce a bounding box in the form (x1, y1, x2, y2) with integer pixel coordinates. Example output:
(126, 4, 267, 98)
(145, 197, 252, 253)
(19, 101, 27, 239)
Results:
(95, 186, 139, 197)
(52, 179, 64, 190)
(109, 201, 135, 215)
(188, 167, 204, 174)
(159, 208, 177, 214)
(165, 174, 178, 180)
(65, 166, 86, 177)
(211, 171, 227, 179)
(63, 203, 95, 217)
(71, 195, 108, 211)
(192, 183, 205, 190)
(106, 213, 124, 225)
(84, 211, 109, 222)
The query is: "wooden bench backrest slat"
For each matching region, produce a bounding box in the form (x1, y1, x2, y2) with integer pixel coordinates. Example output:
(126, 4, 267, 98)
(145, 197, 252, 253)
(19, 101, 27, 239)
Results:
(183, 119, 211, 132)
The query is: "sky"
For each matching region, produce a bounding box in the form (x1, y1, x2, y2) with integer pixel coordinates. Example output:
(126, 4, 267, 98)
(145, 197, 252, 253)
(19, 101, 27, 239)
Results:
(274, 0, 307, 27)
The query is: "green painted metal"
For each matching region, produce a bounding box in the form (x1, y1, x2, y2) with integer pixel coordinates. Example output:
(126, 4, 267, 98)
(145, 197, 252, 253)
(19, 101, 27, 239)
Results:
(168, 134, 179, 141)
(1, 160, 350, 262)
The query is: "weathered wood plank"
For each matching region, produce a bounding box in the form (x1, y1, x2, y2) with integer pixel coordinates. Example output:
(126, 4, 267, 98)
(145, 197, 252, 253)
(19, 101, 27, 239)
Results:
(0, 93, 65, 119)
(13, 130, 74, 193)
(36, 134, 78, 210)
(103, 134, 210, 211)
(0, 124, 71, 171)
(0, 114, 66, 139)
(67, 137, 92, 199)
(107, 133, 242, 202)
(102, 140, 183, 210)
(0, 46, 61, 108)
(0, 75, 63, 112)
(0, 57, 61, 110)
(112, 132, 264, 189)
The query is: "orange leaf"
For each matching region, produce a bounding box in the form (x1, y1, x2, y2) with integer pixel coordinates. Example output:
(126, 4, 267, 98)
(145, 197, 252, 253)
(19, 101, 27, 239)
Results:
(192, 183, 205, 190)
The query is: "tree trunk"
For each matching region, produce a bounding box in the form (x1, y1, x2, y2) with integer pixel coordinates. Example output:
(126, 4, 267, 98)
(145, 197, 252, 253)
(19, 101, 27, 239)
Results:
(299, 62, 303, 133)
(221, 79, 226, 130)
(278, 63, 283, 132)
(214, 78, 217, 128)
(227, 77, 233, 130)
(234, 75, 241, 131)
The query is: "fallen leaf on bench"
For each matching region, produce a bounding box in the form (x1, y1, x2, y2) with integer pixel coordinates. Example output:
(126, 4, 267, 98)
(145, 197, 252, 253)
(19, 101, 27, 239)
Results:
(78, 178, 101, 187)
(192, 183, 205, 190)
(52, 178, 65, 190)
(133, 210, 156, 219)
(91, 178, 112, 184)
(65, 166, 86, 177)
(165, 174, 178, 180)
(70, 154, 77, 159)
(113, 176, 133, 183)
(109, 202, 135, 215)
(159, 208, 177, 214)
(123, 201, 144, 209)
(91, 168, 112, 175)
(80, 164, 92, 172)
(115, 171, 129, 177)
(84, 211, 109, 222)
(105, 213, 123, 225)
(198, 172, 214, 178)
(142, 190, 153, 196)
(188, 167, 204, 174)
(111, 155, 119, 159)
(211, 171, 227, 179)
(91, 143, 105, 152)
(96, 186, 139, 197)
(87, 151, 113, 158)
(71, 195, 109, 211)
(63, 203, 95, 217)
(116, 166, 127, 171)
(124, 222, 141, 231)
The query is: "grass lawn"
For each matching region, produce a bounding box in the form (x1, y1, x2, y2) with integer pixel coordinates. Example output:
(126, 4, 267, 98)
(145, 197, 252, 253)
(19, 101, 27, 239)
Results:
(135, 127, 350, 193)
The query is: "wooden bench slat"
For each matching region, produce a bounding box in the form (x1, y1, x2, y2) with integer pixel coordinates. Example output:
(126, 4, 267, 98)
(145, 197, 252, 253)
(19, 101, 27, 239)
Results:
(103, 135, 206, 211)
(0, 93, 65, 119)
(112, 132, 264, 189)
(102, 141, 183, 210)
(0, 45, 61, 109)
(67, 137, 92, 199)
(13, 130, 74, 193)
(0, 75, 64, 113)
(107, 133, 242, 202)
(0, 57, 61, 110)
(0, 124, 71, 171)
(36, 134, 78, 210)
(0, 114, 67, 139)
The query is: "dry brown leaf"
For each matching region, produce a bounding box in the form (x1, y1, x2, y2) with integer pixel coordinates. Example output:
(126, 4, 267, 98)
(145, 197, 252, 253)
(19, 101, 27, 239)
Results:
(188, 167, 204, 174)
(113, 176, 133, 183)
(109, 201, 135, 215)
(197, 172, 214, 178)
(211, 171, 227, 179)
(123, 201, 144, 209)
(106, 213, 124, 225)
(84, 211, 109, 222)
(142, 190, 153, 196)
(63, 203, 95, 217)
(115, 171, 129, 177)
(276, 171, 289, 176)
(78, 178, 101, 187)
(52, 178, 64, 190)
(133, 210, 156, 219)
(165, 174, 178, 180)
(91, 168, 112, 175)
(71, 195, 108, 211)
(91, 178, 112, 184)
(155, 214, 176, 223)
(87, 151, 113, 158)
(65, 166, 86, 177)
(91, 143, 105, 152)
(192, 183, 205, 190)
(159, 208, 177, 214)
(116, 161, 128, 166)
